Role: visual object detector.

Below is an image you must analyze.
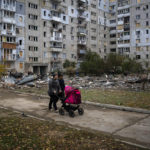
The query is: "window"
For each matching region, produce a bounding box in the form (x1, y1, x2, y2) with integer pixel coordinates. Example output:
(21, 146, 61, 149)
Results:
(91, 4, 96, 8)
(91, 20, 96, 24)
(44, 42, 46, 47)
(136, 39, 140, 43)
(63, 44, 66, 49)
(136, 55, 141, 60)
(91, 36, 96, 40)
(44, 32, 46, 37)
(19, 5, 22, 10)
(71, 18, 73, 23)
(63, 35, 66, 39)
(62, 53, 66, 59)
(146, 54, 149, 59)
(136, 7, 140, 10)
(146, 21, 149, 26)
(146, 30, 149, 34)
(29, 3, 38, 9)
(146, 38, 149, 43)
(43, 21, 46, 27)
(71, 54, 74, 58)
(136, 23, 140, 27)
(71, 36, 74, 40)
(91, 11, 96, 16)
(19, 63, 23, 69)
(91, 28, 96, 32)
(71, 0, 74, 5)
(19, 51, 23, 57)
(71, 9, 74, 14)
(44, 11, 46, 16)
(136, 15, 140, 20)
(63, 16, 66, 21)
(137, 0, 141, 3)
(146, 5, 149, 9)
(63, 25, 66, 30)
(136, 47, 140, 51)
(19, 40, 22, 45)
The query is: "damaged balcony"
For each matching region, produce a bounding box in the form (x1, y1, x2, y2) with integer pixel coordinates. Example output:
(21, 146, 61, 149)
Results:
(77, 28, 87, 35)
(78, 13, 87, 19)
(50, 11, 62, 22)
(50, 57, 62, 62)
(50, 36, 62, 42)
(50, 42, 62, 52)
(77, 39, 87, 45)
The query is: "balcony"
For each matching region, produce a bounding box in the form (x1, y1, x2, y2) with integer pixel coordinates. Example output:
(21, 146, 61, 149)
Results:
(118, 43, 130, 48)
(78, 28, 87, 35)
(78, 14, 87, 19)
(77, 40, 86, 45)
(50, 57, 62, 62)
(78, 49, 86, 54)
(0, 30, 16, 36)
(50, 47, 62, 52)
(118, 20, 124, 25)
(117, 13, 130, 18)
(50, 36, 62, 42)
(50, 0, 62, 3)
(78, 0, 86, 3)
(1, 17, 16, 24)
(50, 16, 62, 22)
(0, 4, 16, 12)
(3, 54, 16, 61)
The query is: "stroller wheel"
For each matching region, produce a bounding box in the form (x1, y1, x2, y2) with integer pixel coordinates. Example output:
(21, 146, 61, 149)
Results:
(59, 108, 65, 116)
(69, 110, 75, 118)
(78, 107, 84, 115)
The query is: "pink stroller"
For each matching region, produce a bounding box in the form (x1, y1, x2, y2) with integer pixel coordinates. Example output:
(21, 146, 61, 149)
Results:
(59, 86, 84, 117)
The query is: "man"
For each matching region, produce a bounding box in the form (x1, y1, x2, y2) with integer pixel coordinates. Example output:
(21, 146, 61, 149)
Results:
(48, 73, 61, 112)
(58, 73, 65, 99)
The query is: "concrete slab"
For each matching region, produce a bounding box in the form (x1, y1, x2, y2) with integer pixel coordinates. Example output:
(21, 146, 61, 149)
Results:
(115, 116, 150, 147)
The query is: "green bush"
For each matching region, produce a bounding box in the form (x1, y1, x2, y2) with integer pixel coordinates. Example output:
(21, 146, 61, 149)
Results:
(80, 51, 143, 76)
(63, 59, 76, 68)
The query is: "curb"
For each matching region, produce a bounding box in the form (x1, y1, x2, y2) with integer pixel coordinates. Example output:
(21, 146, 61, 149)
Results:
(83, 101, 150, 114)
(8, 90, 150, 115)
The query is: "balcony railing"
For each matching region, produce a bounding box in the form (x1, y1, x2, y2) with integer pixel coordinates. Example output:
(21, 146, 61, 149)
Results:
(3, 54, 16, 61)
(50, 36, 62, 42)
(78, 14, 87, 19)
(50, 16, 62, 22)
(78, 0, 86, 3)
(50, 57, 62, 62)
(0, 30, 16, 36)
(1, 4, 16, 11)
(78, 28, 87, 34)
(77, 40, 86, 45)
(50, 47, 62, 52)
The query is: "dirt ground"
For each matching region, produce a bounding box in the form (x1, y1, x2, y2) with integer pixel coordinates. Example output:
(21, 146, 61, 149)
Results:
(0, 88, 150, 149)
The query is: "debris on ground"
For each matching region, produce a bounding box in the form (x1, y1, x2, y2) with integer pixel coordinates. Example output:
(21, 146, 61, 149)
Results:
(0, 71, 150, 91)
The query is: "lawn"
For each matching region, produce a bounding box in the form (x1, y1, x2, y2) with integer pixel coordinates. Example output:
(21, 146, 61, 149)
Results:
(81, 89, 150, 110)
(14, 86, 150, 110)
(0, 108, 143, 150)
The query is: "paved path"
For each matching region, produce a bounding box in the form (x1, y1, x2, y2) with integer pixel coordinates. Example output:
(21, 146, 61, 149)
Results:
(0, 89, 150, 148)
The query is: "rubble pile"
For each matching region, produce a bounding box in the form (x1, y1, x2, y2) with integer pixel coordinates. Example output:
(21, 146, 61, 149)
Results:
(0, 72, 150, 91)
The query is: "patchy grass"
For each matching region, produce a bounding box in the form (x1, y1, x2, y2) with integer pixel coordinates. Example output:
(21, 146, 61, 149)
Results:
(0, 109, 143, 150)
(14, 86, 150, 110)
(81, 89, 150, 110)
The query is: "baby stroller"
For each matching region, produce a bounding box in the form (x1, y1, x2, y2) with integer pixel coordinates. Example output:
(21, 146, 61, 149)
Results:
(59, 86, 84, 117)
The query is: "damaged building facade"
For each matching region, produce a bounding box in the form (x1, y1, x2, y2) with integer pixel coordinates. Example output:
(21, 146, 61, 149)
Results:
(0, 0, 150, 74)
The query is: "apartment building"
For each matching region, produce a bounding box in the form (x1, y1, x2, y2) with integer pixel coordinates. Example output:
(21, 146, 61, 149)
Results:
(109, 0, 150, 68)
(0, 0, 149, 74)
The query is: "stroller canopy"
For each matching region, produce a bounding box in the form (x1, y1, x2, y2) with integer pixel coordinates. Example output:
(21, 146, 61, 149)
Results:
(65, 86, 81, 104)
